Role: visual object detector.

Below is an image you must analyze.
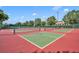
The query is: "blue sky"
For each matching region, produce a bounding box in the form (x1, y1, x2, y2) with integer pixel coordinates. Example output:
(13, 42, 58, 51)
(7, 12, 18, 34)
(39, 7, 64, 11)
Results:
(0, 6, 79, 24)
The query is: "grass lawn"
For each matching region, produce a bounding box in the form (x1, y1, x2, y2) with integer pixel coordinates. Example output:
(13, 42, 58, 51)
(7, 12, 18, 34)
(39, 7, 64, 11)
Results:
(56, 29, 70, 32)
(21, 32, 63, 48)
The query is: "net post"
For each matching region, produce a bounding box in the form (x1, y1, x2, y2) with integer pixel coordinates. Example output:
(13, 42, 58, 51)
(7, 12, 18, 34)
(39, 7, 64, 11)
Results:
(13, 28, 16, 35)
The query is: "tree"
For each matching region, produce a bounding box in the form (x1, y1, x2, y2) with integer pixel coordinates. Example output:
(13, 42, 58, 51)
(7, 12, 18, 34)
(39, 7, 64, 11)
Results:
(41, 21, 46, 26)
(47, 16, 57, 26)
(0, 9, 9, 28)
(22, 21, 29, 26)
(63, 10, 79, 24)
(35, 18, 41, 27)
(28, 20, 34, 26)
(15, 22, 22, 27)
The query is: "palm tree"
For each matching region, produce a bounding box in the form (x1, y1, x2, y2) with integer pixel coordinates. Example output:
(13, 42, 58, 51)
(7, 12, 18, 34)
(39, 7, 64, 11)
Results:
(0, 9, 9, 29)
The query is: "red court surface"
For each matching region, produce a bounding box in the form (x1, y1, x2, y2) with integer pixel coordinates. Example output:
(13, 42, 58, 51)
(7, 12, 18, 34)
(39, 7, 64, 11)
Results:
(0, 28, 79, 53)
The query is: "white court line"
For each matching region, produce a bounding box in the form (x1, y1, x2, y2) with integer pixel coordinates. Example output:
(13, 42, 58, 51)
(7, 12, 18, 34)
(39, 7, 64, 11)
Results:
(18, 33, 65, 49)
(18, 34, 43, 49)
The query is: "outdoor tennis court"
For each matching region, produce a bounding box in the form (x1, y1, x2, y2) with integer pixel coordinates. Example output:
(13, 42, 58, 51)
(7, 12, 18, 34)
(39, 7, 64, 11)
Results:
(0, 28, 79, 53)
(56, 28, 71, 32)
(20, 32, 64, 48)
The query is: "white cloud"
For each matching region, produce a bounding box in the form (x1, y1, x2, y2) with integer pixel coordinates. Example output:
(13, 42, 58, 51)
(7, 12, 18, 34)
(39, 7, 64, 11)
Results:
(43, 16, 45, 18)
(32, 13, 37, 16)
(52, 6, 62, 11)
(64, 9, 69, 12)
(20, 16, 25, 19)
(13, 16, 27, 23)
(42, 16, 47, 19)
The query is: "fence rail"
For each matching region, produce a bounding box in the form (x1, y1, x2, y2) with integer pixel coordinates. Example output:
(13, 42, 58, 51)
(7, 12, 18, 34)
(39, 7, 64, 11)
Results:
(1, 24, 79, 29)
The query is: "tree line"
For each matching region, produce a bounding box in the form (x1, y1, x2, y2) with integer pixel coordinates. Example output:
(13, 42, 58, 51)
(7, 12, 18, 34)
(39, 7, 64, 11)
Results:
(14, 16, 57, 27)
(0, 9, 79, 28)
